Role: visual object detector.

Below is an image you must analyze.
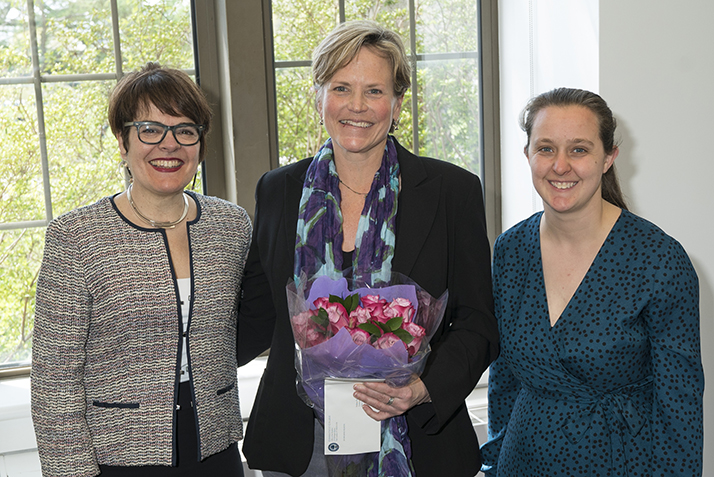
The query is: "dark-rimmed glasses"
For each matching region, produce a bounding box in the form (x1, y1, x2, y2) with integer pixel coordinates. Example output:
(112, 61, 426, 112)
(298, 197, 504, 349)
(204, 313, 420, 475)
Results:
(124, 121, 205, 146)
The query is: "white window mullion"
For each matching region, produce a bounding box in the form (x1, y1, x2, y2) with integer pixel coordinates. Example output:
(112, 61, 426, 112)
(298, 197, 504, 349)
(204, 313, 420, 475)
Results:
(110, 0, 123, 79)
(408, 0, 419, 154)
(26, 0, 53, 224)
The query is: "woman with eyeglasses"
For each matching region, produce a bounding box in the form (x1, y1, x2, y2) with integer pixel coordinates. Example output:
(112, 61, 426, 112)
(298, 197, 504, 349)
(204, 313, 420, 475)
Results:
(31, 62, 251, 477)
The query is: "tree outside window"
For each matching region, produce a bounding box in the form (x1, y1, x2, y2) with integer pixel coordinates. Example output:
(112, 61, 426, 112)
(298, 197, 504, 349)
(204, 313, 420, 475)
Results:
(0, 0, 195, 366)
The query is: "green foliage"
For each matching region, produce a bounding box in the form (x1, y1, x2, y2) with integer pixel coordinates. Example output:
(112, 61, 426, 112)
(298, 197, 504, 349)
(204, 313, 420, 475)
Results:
(329, 292, 360, 314)
(0, 0, 194, 364)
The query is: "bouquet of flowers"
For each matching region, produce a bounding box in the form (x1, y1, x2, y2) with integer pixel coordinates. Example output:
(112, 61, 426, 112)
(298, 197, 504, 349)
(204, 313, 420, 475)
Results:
(287, 272, 448, 476)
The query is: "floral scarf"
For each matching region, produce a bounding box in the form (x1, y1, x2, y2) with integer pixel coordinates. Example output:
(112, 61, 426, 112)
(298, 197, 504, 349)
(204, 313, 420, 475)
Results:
(294, 137, 399, 285)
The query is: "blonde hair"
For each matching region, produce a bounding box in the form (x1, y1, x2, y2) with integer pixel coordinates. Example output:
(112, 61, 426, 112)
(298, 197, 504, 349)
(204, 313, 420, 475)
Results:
(312, 20, 411, 100)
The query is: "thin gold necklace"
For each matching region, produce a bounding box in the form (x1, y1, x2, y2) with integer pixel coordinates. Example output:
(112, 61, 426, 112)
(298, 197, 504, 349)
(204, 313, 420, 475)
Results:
(338, 177, 369, 197)
(126, 184, 189, 229)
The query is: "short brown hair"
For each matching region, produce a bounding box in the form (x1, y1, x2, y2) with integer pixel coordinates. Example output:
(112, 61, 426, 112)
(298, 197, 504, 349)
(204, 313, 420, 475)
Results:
(108, 62, 212, 162)
(520, 87, 628, 210)
(312, 20, 411, 101)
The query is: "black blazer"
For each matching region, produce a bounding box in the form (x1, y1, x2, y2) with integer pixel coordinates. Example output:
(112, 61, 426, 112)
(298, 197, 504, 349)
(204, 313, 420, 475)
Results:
(238, 139, 499, 476)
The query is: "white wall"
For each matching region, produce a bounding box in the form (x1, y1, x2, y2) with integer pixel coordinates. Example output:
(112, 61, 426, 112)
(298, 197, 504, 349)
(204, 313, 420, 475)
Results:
(499, 0, 599, 230)
(599, 0, 714, 473)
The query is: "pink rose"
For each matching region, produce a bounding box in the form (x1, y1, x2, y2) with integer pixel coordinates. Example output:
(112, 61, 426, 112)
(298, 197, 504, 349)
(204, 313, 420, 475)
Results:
(374, 332, 404, 351)
(361, 295, 387, 313)
(402, 322, 426, 357)
(291, 310, 318, 347)
(361, 295, 389, 323)
(349, 306, 372, 325)
(306, 327, 328, 347)
(384, 297, 415, 321)
(313, 297, 350, 333)
(349, 328, 371, 346)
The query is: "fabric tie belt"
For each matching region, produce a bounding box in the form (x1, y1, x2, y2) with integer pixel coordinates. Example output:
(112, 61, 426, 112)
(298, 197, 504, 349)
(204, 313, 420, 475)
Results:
(522, 376, 653, 477)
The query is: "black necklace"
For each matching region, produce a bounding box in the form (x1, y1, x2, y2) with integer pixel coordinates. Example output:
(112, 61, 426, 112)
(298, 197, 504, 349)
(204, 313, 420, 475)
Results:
(338, 177, 369, 197)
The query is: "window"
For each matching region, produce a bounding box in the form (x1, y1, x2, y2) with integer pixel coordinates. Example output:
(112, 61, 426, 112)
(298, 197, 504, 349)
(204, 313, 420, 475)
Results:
(0, 0, 197, 371)
(272, 0, 485, 176)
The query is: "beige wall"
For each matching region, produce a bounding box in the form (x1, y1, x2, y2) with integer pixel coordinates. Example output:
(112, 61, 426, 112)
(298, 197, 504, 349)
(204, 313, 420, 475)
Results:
(600, 0, 714, 473)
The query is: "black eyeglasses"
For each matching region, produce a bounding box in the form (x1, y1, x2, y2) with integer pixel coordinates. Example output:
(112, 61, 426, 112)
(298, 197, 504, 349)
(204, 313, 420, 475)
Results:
(124, 121, 205, 146)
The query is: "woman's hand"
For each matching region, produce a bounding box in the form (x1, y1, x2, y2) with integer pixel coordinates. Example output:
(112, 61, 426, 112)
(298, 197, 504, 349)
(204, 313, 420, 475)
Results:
(353, 377, 431, 421)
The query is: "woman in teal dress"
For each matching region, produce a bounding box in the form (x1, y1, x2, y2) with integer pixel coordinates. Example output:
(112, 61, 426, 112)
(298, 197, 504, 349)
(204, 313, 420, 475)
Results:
(481, 88, 704, 476)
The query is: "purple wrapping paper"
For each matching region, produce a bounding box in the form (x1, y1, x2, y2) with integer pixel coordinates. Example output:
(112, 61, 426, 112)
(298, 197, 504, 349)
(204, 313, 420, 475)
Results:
(287, 272, 448, 422)
(287, 272, 448, 476)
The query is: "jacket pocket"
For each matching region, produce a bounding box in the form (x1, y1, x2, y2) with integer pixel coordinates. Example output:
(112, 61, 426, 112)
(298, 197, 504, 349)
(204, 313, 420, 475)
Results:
(92, 400, 140, 409)
(217, 382, 235, 396)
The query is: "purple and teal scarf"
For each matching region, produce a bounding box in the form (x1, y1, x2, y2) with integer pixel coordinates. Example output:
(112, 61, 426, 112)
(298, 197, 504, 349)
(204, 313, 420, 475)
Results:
(294, 136, 399, 284)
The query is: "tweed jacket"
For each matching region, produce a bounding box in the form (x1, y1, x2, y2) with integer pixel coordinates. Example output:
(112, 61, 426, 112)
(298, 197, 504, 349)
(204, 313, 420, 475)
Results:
(238, 139, 499, 476)
(31, 192, 252, 477)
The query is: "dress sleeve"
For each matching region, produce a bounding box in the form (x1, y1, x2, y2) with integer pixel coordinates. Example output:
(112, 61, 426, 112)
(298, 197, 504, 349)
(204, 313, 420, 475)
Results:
(31, 219, 99, 477)
(415, 172, 499, 433)
(646, 241, 704, 476)
(237, 173, 278, 366)
(480, 235, 522, 476)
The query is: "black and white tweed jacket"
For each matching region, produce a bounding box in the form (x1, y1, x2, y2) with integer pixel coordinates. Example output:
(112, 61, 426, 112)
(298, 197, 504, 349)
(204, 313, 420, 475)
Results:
(31, 192, 251, 477)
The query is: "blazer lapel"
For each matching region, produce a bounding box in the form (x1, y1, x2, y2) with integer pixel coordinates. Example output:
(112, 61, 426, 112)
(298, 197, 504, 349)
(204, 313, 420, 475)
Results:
(393, 142, 441, 276)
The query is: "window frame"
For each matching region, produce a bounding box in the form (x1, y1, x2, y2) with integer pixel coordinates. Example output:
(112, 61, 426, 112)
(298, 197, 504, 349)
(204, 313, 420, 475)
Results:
(0, 0, 199, 378)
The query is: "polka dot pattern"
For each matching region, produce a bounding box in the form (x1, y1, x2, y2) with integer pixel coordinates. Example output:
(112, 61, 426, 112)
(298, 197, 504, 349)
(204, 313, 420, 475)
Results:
(480, 210, 704, 477)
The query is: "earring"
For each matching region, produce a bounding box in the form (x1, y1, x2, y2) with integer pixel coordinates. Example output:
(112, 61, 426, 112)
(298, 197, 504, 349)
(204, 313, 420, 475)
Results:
(121, 160, 133, 181)
(392, 119, 399, 131)
(319, 118, 324, 125)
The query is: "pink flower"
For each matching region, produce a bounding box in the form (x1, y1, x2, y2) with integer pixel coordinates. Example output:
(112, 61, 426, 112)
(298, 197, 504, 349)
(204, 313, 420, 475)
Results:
(361, 295, 390, 323)
(349, 306, 372, 326)
(384, 297, 415, 321)
(313, 297, 350, 333)
(306, 327, 328, 347)
(374, 332, 404, 351)
(291, 310, 318, 347)
(349, 328, 371, 346)
(402, 321, 426, 357)
(361, 295, 387, 313)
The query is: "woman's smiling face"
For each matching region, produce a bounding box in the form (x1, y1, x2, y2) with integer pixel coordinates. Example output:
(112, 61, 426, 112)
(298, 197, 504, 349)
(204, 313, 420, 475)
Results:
(526, 105, 618, 216)
(117, 102, 200, 199)
(318, 46, 403, 164)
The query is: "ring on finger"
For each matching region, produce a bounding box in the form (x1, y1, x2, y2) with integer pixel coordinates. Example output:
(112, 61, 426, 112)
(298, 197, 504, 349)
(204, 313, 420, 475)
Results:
(387, 396, 395, 406)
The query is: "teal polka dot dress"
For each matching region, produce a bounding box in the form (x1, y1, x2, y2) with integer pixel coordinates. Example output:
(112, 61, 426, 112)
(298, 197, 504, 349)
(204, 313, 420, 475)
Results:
(481, 210, 704, 477)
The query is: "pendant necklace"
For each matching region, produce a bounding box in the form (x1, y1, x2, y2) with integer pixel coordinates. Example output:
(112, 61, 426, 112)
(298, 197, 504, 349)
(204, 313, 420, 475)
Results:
(126, 184, 189, 229)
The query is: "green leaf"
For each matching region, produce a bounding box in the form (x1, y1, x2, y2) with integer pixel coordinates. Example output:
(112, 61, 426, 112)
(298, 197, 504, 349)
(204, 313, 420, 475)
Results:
(345, 293, 360, 314)
(385, 316, 403, 331)
(328, 292, 360, 314)
(376, 321, 391, 334)
(358, 322, 382, 338)
(311, 308, 330, 328)
(393, 328, 414, 344)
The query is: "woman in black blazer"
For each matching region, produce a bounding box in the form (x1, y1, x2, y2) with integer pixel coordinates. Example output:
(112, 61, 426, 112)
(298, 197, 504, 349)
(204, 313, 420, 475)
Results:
(238, 20, 498, 477)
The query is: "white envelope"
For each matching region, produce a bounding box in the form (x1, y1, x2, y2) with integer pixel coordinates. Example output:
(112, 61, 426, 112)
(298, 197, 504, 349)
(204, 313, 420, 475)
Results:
(324, 378, 381, 455)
